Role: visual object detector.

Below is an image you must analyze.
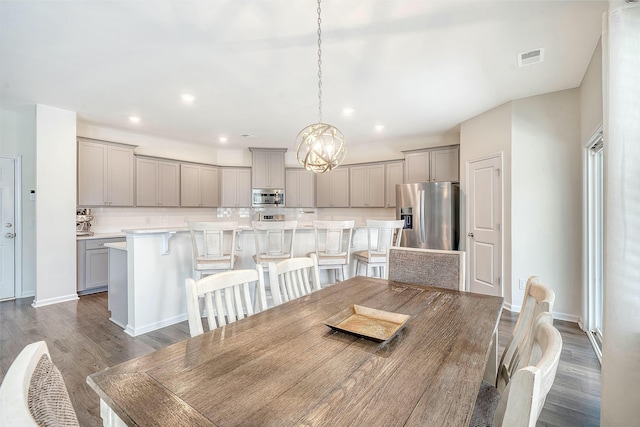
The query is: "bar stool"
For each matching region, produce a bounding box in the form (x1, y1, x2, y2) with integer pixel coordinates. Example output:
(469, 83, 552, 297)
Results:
(309, 219, 355, 285)
(353, 219, 404, 278)
(188, 221, 239, 279)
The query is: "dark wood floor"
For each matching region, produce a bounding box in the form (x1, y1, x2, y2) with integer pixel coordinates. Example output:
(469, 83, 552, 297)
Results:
(0, 292, 601, 426)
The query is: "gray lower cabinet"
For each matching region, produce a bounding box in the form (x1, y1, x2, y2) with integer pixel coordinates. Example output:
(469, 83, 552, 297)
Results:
(77, 237, 125, 295)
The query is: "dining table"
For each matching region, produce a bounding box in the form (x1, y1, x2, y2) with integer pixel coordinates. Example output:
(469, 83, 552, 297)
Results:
(87, 276, 503, 427)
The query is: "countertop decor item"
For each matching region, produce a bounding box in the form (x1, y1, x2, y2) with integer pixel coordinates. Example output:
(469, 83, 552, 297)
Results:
(295, 0, 346, 174)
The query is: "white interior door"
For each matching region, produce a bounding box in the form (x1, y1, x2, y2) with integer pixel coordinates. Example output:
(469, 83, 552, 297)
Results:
(468, 155, 503, 297)
(0, 157, 16, 300)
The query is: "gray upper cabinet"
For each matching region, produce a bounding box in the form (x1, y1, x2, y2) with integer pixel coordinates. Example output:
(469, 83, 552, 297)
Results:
(316, 168, 349, 208)
(78, 139, 135, 206)
(404, 146, 459, 183)
(220, 168, 252, 207)
(136, 158, 180, 207)
(349, 164, 385, 208)
(385, 161, 404, 208)
(180, 163, 219, 207)
(285, 168, 315, 207)
(250, 148, 286, 189)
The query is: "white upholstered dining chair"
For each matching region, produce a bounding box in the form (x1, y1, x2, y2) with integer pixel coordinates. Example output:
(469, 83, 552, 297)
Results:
(188, 221, 239, 279)
(470, 312, 562, 427)
(353, 219, 405, 278)
(0, 341, 79, 426)
(385, 246, 466, 291)
(184, 266, 267, 337)
(310, 219, 355, 284)
(267, 254, 321, 306)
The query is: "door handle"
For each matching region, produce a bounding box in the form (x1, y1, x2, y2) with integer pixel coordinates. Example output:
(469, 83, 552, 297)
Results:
(5, 233, 16, 238)
(467, 232, 474, 238)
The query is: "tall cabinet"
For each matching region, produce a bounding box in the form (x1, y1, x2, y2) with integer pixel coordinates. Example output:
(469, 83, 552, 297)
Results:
(250, 148, 286, 189)
(78, 139, 135, 206)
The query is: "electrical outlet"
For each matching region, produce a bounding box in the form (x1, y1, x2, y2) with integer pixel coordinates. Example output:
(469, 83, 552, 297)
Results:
(519, 279, 527, 290)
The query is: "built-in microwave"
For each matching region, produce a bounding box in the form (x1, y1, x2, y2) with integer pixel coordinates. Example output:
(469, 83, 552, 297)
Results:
(252, 188, 285, 207)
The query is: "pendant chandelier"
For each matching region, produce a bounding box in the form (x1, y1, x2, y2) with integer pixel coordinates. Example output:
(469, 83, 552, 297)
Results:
(295, 0, 346, 174)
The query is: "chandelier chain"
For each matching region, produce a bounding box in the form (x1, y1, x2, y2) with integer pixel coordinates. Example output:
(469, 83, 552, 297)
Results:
(317, 0, 323, 123)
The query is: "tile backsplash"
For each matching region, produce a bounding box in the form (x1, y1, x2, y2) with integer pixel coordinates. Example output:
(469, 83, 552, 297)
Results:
(88, 206, 394, 233)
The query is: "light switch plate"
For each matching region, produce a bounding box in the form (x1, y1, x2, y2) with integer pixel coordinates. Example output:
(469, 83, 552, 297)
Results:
(519, 279, 527, 290)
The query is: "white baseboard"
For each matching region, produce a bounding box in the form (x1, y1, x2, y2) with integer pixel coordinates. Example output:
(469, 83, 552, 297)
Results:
(31, 293, 79, 308)
(125, 313, 188, 337)
(503, 303, 582, 324)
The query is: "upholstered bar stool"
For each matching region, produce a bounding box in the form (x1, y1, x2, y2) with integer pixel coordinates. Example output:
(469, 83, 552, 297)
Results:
(310, 219, 355, 285)
(188, 221, 239, 279)
(353, 219, 405, 278)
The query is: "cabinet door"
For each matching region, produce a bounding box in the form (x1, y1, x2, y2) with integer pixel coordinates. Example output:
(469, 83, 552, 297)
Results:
(367, 164, 385, 207)
(158, 161, 180, 207)
(268, 151, 285, 188)
(404, 152, 430, 183)
(285, 169, 300, 207)
(252, 151, 270, 188)
(181, 164, 201, 207)
(349, 166, 368, 207)
(107, 145, 134, 206)
(315, 171, 332, 207)
(330, 168, 350, 207)
(298, 169, 315, 207)
(236, 169, 252, 207)
(200, 166, 219, 207)
(385, 162, 404, 208)
(78, 140, 107, 206)
(220, 169, 238, 207)
(430, 147, 459, 182)
(136, 158, 159, 206)
(85, 248, 109, 290)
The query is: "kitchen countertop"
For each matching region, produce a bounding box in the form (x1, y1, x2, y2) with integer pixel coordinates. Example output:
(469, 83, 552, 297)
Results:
(77, 233, 126, 241)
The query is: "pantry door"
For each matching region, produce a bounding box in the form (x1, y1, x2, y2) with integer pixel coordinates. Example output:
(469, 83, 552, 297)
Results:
(467, 154, 503, 297)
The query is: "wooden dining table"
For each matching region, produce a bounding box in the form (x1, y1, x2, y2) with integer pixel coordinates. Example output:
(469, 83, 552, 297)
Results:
(87, 276, 503, 427)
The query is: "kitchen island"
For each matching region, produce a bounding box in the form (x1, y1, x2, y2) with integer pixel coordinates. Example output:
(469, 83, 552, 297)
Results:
(109, 221, 387, 336)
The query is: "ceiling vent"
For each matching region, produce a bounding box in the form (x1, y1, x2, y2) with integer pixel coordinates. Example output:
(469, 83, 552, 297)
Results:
(518, 48, 545, 67)
(240, 133, 257, 138)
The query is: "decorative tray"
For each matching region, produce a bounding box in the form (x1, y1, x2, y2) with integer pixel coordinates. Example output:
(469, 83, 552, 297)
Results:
(323, 305, 410, 342)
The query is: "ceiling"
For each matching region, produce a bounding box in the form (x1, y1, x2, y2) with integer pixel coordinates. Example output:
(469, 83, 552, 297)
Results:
(0, 1, 607, 152)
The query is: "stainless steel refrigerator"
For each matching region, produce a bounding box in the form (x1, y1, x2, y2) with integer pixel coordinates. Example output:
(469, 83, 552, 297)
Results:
(396, 182, 460, 250)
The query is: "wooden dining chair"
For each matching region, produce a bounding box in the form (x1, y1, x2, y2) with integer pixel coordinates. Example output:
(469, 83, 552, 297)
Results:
(0, 341, 79, 426)
(385, 246, 465, 291)
(470, 312, 562, 427)
(353, 219, 405, 278)
(267, 253, 321, 306)
(188, 221, 239, 279)
(184, 266, 267, 337)
(310, 219, 355, 284)
(496, 276, 556, 392)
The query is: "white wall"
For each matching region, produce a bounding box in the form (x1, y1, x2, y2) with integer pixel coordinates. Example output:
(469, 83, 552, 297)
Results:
(511, 89, 582, 321)
(0, 105, 37, 296)
(33, 105, 78, 306)
(459, 102, 512, 304)
(580, 40, 603, 143)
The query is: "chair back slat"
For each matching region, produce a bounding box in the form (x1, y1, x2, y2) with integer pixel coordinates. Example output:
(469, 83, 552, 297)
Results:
(185, 266, 266, 337)
(268, 254, 321, 306)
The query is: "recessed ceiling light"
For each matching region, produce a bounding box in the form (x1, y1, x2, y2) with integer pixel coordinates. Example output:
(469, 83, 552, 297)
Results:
(129, 116, 141, 123)
(342, 107, 354, 115)
(181, 94, 196, 103)
(375, 124, 385, 132)
(219, 137, 228, 143)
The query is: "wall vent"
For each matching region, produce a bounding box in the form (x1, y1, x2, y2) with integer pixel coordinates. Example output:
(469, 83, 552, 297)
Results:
(518, 48, 545, 67)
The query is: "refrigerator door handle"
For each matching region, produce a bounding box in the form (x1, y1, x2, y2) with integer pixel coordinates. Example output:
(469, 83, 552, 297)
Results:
(419, 190, 426, 243)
